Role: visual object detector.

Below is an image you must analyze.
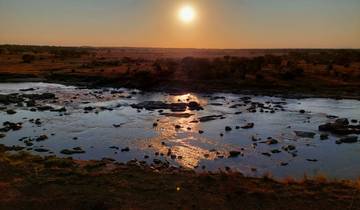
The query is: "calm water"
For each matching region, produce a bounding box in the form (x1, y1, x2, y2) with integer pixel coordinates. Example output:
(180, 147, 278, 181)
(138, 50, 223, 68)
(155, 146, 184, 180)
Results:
(1, 82, 360, 180)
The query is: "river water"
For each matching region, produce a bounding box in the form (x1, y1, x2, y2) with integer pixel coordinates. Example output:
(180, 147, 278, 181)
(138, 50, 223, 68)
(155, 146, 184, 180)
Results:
(0, 82, 359, 180)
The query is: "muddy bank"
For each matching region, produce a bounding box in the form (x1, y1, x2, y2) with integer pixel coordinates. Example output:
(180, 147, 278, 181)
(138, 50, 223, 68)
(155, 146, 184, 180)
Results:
(0, 147, 359, 210)
(1, 72, 359, 100)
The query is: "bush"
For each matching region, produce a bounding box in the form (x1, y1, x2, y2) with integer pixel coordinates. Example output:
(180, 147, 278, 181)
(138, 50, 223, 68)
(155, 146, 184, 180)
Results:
(153, 59, 177, 78)
(131, 70, 158, 88)
(326, 64, 333, 72)
(22, 54, 36, 63)
(280, 67, 304, 80)
(256, 73, 264, 80)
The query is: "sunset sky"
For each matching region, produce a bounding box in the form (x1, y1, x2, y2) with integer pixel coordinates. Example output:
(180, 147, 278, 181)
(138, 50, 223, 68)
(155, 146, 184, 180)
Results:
(0, 0, 359, 48)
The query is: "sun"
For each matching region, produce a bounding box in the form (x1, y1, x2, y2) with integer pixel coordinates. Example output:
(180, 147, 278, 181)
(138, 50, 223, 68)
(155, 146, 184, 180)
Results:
(178, 5, 196, 23)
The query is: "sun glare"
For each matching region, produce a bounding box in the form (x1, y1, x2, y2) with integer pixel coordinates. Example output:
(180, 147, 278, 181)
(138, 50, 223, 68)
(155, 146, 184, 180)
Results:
(179, 5, 196, 23)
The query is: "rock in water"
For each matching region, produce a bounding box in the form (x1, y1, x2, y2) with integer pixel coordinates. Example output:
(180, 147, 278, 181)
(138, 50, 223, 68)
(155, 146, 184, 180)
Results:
(228, 151, 241, 158)
(266, 138, 279, 145)
(241, 123, 254, 129)
(198, 115, 223, 122)
(294, 131, 316, 138)
(187, 101, 203, 111)
(60, 148, 86, 155)
(320, 133, 329, 140)
(335, 118, 349, 126)
(336, 136, 358, 144)
(6, 109, 16, 115)
(35, 135, 48, 141)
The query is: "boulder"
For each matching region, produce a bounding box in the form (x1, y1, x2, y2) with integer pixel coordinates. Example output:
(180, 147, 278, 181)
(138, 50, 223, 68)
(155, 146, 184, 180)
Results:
(6, 109, 16, 115)
(320, 133, 329, 140)
(37, 106, 53, 111)
(2, 122, 22, 131)
(34, 148, 50, 153)
(35, 135, 48, 142)
(60, 147, 86, 155)
(319, 121, 360, 135)
(5, 145, 25, 151)
(266, 138, 278, 145)
(271, 149, 281, 153)
(121, 147, 130, 152)
(282, 145, 296, 151)
(161, 113, 194, 118)
(336, 136, 358, 144)
(241, 123, 254, 129)
(187, 101, 203, 110)
(23, 93, 55, 100)
(169, 103, 187, 112)
(198, 115, 224, 122)
(294, 131, 316, 138)
(131, 101, 203, 112)
(228, 151, 241, 158)
(335, 118, 349, 126)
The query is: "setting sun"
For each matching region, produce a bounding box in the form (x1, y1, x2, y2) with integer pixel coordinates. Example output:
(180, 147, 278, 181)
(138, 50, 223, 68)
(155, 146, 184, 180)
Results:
(178, 5, 196, 23)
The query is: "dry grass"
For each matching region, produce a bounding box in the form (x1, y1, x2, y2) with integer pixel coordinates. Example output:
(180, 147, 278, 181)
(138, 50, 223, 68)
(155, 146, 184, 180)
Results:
(0, 145, 360, 210)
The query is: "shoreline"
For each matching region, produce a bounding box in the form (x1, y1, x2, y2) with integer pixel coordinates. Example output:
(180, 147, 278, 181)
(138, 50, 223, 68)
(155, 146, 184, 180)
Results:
(0, 147, 359, 210)
(1, 76, 360, 100)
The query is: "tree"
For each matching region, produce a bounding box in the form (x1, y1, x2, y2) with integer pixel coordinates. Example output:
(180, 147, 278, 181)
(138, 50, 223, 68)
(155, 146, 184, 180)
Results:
(22, 54, 35, 63)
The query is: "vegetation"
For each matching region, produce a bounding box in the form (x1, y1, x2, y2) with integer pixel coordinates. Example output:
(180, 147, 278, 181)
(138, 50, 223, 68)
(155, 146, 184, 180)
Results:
(0, 145, 359, 210)
(0, 45, 360, 98)
(22, 54, 36, 63)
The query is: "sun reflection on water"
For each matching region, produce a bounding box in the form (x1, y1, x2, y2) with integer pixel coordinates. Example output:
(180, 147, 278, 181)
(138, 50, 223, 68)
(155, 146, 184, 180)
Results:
(167, 93, 206, 105)
(138, 94, 223, 168)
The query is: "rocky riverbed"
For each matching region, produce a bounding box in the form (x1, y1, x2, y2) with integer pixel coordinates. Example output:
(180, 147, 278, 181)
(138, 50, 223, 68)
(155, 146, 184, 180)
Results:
(1, 82, 360, 180)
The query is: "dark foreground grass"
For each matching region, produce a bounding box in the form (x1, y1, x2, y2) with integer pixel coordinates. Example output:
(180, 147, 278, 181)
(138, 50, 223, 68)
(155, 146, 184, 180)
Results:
(0, 146, 359, 210)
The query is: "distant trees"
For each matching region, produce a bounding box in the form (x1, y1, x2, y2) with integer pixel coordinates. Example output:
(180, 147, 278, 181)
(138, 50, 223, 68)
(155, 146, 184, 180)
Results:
(180, 56, 268, 80)
(280, 66, 304, 80)
(51, 49, 89, 59)
(22, 54, 36, 63)
(152, 59, 177, 78)
(326, 63, 333, 73)
(264, 54, 282, 68)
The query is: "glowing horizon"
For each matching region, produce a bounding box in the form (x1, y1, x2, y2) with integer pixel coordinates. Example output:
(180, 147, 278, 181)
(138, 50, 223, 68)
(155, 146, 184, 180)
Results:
(0, 0, 359, 49)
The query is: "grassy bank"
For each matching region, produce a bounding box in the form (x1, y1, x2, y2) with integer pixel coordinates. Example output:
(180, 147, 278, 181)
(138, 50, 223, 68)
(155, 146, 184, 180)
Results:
(0, 146, 359, 210)
(1, 46, 360, 99)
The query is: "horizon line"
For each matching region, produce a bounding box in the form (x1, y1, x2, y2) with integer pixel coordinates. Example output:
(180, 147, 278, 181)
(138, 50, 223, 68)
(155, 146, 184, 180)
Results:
(1, 43, 359, 51)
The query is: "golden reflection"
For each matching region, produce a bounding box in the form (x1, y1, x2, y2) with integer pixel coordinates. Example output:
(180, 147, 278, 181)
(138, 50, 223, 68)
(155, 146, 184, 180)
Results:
(167, 93, 207, 105)
(170, 138, 219, 168)
(138, 97, 226, 168)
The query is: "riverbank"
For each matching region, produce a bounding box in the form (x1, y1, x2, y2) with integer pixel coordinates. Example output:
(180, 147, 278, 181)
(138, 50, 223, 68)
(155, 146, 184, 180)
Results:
(1, 46, 360, 100)
(0, 146, 359, 210)
(1, 73, 360, 100)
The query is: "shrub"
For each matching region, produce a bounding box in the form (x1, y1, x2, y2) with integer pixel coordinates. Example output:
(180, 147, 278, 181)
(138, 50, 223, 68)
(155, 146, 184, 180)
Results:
(22, 54, 36, 63)
(256, 73, 264, 80)
(131, 70, 158, 88)
(326, 64, 333, 72)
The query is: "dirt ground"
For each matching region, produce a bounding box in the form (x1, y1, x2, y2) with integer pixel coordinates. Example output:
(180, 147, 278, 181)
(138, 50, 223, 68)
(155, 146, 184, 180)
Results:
(0, 146, 359, 210)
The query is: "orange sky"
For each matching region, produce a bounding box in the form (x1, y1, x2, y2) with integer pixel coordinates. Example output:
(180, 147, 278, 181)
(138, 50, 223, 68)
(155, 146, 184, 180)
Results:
(0, 0, 359, 48)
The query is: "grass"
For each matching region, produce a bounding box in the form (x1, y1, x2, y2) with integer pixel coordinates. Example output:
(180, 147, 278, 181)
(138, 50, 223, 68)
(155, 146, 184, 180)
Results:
(0, 145, 359, 210)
